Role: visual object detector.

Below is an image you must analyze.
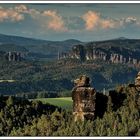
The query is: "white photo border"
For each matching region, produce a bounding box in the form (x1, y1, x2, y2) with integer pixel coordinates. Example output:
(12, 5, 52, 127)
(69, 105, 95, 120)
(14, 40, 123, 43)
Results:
(0, 1, 140, 139)
(1, 1, 140, 3)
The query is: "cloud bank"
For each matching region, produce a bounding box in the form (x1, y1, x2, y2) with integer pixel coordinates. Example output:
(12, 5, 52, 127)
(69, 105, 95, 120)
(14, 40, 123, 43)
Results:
(0, 5, 139, 33)
(0, 6, 24, 22)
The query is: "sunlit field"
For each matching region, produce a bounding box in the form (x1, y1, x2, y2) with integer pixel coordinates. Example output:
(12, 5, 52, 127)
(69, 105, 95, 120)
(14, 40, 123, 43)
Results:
(36, 97, 73, 110)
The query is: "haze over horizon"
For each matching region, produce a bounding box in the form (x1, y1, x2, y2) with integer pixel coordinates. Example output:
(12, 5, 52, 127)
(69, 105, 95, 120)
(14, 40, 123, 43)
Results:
(1, 4, 140, 41)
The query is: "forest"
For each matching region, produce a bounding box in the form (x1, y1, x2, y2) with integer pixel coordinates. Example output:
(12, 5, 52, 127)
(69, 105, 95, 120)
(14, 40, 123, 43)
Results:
(0, 83, 140, 136)
(0, 57, 137, 97)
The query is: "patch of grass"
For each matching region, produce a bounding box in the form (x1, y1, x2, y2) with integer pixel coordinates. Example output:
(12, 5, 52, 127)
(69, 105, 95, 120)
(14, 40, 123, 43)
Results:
(0, 80, 16, 82)
(36, 97, 73, 110)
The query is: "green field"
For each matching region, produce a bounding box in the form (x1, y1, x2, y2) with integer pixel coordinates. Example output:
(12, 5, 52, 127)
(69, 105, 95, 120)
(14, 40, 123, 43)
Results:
(0, 80, 16, 82)
(36, 97, 73, 110)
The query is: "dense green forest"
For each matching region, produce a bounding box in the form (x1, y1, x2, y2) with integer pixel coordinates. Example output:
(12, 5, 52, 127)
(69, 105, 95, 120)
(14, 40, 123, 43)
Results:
(0, 83, 140, 136)
(0, 58, 138, 97)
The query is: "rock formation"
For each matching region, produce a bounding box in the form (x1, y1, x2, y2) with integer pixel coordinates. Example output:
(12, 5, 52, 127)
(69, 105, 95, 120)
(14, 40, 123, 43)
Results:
(72, 75, 96, 121)
(135, 71, 140, 90)
(6, 51, 22, 61)
(59, 45, 140, 66)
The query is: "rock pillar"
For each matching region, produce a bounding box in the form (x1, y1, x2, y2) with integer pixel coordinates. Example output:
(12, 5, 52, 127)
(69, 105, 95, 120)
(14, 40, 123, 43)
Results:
(72, 75, 96, 121)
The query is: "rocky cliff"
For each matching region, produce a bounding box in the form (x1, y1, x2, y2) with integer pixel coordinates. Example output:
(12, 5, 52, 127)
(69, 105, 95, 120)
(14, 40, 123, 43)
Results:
(72, 75, 96, 121)
(59, 44, 140, 67)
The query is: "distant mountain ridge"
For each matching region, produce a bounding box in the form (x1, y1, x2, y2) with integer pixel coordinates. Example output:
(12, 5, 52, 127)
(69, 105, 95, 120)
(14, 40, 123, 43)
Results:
(0, 33, 82, 60)
(0, 33, 49, 46)
(0, 33, 81, 46)
(1, 33, 140, 61)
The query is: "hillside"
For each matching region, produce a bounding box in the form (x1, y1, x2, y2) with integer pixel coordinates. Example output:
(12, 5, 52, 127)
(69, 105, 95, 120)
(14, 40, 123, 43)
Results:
(0, 34, 140, 96)
(1, 34, 140, 61)
(86, 38, 140, 59)
(0, 34, 82, 60)
(0, 33, 48, 46)
(0, 58, 138, 96)
(0, 44, 28, 52)
(59, 38, 140, 66)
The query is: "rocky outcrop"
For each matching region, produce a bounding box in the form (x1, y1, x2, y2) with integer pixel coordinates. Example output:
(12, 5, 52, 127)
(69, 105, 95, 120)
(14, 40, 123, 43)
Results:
(6, 51, 22, 61)
(135, 71, 140, 90)
(72, 75, 96, 121)
(59, 45, 140, 67)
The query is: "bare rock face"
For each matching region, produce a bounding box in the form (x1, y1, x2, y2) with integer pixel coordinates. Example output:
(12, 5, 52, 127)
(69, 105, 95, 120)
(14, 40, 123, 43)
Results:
(72, 75, 96, 121)
(135, 72, 140, 91)
(74, 75, 90, 87)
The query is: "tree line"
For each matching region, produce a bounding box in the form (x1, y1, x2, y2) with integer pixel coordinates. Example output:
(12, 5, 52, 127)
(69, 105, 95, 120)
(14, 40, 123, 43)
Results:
(0, 83, 140, 136)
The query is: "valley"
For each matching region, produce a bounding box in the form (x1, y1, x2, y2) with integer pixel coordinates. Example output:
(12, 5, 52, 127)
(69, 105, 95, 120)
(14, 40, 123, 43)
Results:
(0, 34, 139, 96)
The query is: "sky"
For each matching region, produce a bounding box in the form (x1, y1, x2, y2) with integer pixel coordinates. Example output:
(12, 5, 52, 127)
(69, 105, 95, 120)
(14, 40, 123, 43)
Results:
(0, 4, 140, 41)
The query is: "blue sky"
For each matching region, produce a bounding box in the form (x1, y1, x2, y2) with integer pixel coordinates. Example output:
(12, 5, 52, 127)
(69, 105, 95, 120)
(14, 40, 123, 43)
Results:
(0, 4, 140, 41)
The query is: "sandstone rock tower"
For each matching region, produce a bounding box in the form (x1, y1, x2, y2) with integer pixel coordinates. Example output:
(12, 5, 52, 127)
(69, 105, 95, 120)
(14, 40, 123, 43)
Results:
(72, 75, 96, 121)
(135, 71, 140, 90)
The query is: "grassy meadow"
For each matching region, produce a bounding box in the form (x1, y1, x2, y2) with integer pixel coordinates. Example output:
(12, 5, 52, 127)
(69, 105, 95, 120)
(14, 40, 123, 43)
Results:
(35, 97, 73, 110)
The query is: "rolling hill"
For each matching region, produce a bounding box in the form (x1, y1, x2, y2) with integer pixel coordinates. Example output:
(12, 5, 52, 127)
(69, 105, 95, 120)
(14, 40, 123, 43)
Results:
(1, 33, 140, 61)
(0, 34, 82, 60)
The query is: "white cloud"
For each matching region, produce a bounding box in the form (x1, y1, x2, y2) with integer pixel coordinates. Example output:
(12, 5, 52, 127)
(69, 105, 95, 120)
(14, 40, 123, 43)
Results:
(82, 11, 140, 31)
(0, 7, 24, 22)
(119, 17, 138, 26)
(15, 5, 28, 13)
(82, 11, 100, 30)
(82, 11, 117, 30)
(42, 10, 67, 31)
